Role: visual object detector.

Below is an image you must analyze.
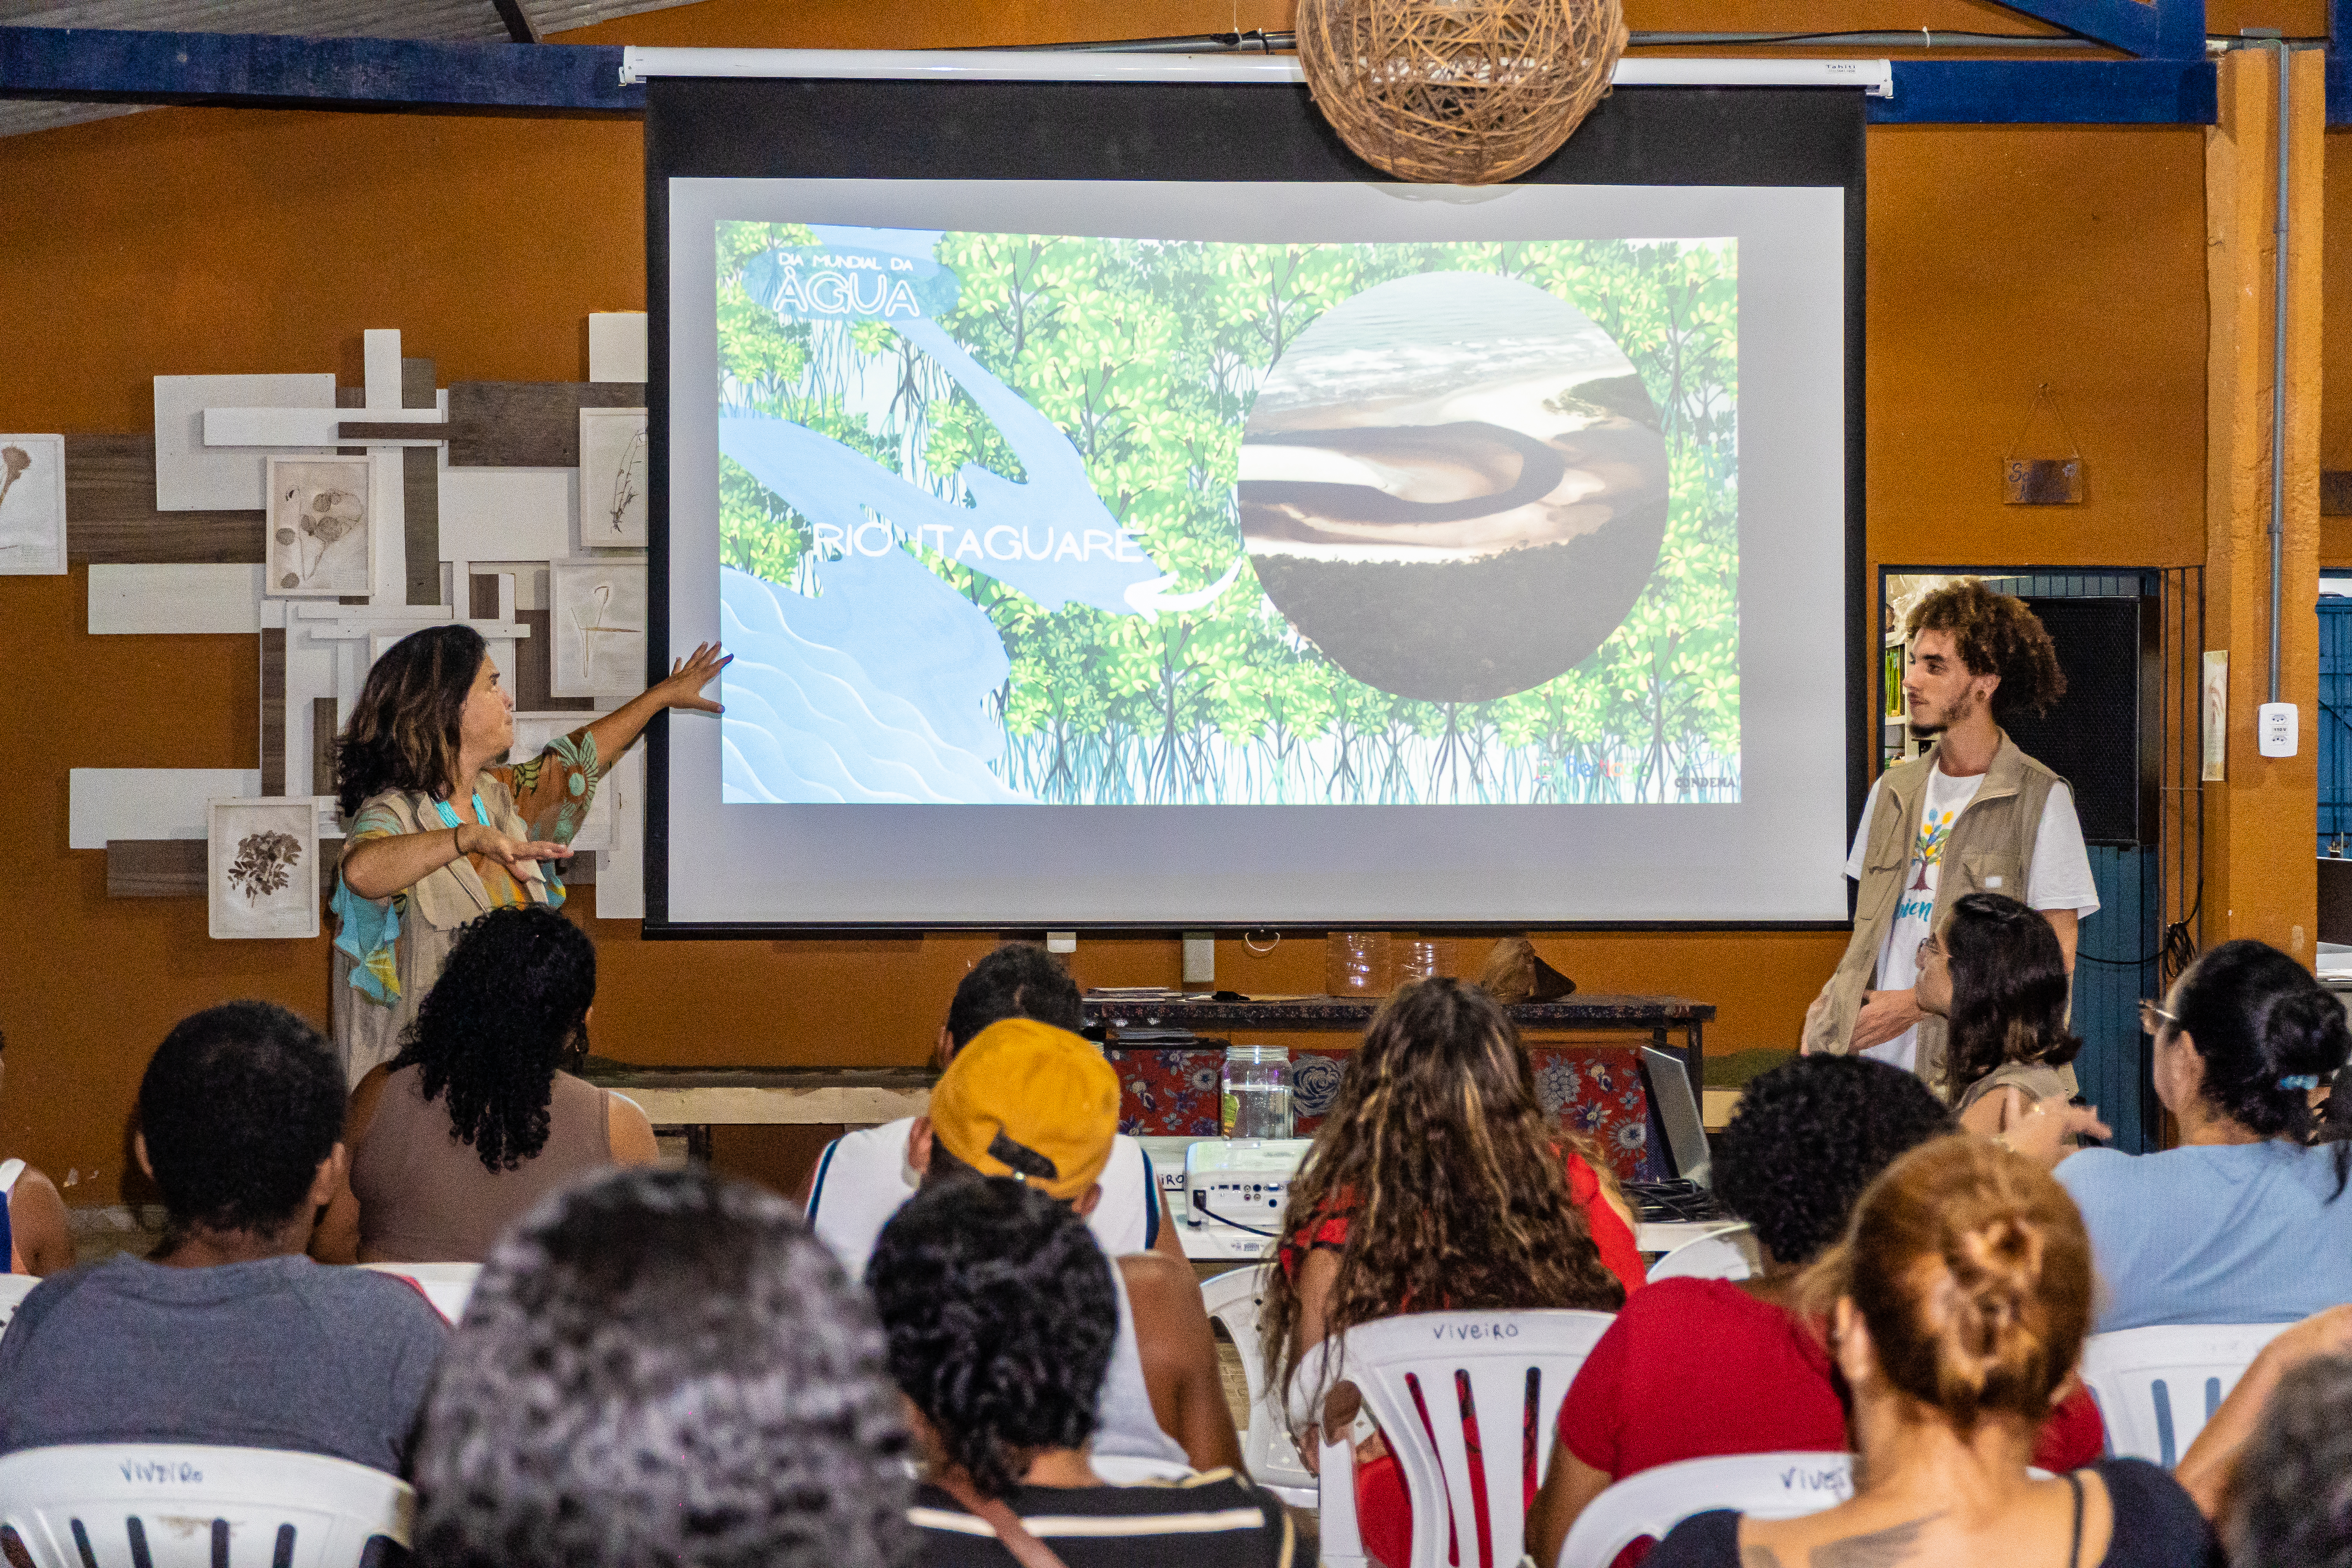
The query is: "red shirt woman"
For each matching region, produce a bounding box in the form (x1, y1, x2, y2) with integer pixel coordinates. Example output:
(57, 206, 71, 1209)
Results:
(1261, 979, 1633, 1568)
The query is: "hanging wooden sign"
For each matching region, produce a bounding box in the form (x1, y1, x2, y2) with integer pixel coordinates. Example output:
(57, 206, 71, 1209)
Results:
(2004, 457, 2085, 505)
(2002, 383, 2085, 505)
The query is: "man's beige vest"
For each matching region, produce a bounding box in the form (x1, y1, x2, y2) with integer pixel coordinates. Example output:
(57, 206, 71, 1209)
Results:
(1804, 733, 2063, 1094)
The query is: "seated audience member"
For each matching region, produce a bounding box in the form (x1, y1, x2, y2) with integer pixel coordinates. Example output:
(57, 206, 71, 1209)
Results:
(872, 1177, 1292, 1567)
(911, 1018, 1238, 1473)
(805, 942, 1179, 1274)
(0, 1002, 445, 1474)
(1263, 977, 1635, 1568)
(411, 1165, 911, 1568)
(1528, 1055, 2105, 1565)
(2054, 937, 2352, 1330)
(1648, 1136, 2218, 1568)
(311, 904, 658, 1265)
(0, 1027, 71, 1275)
(1916, 892, 2085, 1134)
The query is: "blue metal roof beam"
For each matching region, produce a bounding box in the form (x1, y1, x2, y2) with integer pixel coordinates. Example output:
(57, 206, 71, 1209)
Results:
(0, 24, 2229, 125)
(0, 25, 642, 112)
(1985, 0, 2205, 58)
(1878, 57, 2216, 121)
(2333, 0, 2352, 123)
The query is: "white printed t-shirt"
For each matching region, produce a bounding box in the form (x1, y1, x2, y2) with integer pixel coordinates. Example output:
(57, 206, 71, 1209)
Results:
(1842, 767, 2100, 1075)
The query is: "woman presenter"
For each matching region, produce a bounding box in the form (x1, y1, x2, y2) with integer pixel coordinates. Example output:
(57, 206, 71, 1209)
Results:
(330, 624, 726, 1082)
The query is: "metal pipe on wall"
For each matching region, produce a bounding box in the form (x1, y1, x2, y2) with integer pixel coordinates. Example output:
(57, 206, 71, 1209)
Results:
(2271, 38, 2290, 706)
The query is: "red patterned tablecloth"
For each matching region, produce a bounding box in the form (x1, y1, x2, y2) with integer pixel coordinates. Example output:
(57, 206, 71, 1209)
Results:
(1105, 1044, 1661, 1183)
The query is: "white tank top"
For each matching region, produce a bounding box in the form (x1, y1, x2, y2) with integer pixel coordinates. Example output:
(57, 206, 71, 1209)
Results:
(806, 1118, 1185, 1465)
(806, 1118, 1160, 1278)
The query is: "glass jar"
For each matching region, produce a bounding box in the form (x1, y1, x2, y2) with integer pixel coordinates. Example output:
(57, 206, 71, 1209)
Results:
(1394, 935, 1451, 986)
(1221, 1044, 1294, 1140)
(1325, 931, 1394, 996)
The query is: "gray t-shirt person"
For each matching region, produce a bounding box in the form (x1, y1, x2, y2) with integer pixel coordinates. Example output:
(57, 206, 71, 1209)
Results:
(0, 1253, 446, 1474)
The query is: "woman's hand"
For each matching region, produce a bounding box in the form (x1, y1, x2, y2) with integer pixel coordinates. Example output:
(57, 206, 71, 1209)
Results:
(1996, 1095, 2111, 1169)
(455, 821, 572, 880)
(583, 643, 732, 768)
(650, 642, 730, 713)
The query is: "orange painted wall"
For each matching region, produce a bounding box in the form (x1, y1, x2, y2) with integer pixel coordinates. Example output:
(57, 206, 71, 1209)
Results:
(0, 0, 2265, 1203)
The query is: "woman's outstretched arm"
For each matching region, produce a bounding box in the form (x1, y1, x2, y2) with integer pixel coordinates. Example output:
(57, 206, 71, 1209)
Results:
(584, 642, 730, 768)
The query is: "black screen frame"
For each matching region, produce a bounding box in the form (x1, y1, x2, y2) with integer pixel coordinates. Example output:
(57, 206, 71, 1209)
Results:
(642, 78, 1868, 936)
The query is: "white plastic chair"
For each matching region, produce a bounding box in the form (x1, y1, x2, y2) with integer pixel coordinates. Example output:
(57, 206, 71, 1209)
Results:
(1312, 1309, 1615, 1568)
(0, 1271, 42, 1337)
(358, 1260, 481, 1324)
(1199, 1265, 1317, 1508)
(2078, 1321, 2293, 1468)
(1644, 1223, 1757, 1285)
(1557, 1452, 1852, 1568)
(0, 1443, 412, 1567)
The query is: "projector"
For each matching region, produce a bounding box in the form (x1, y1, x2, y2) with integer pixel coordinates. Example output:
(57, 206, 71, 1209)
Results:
(1183, 1139, 1313, 1235)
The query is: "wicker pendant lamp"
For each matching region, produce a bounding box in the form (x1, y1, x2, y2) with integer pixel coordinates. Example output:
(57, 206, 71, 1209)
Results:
(1295, 0, 1630, 184)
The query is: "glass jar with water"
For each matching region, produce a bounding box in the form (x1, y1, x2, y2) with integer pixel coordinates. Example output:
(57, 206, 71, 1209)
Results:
(1221, 1044, 1294, 1139)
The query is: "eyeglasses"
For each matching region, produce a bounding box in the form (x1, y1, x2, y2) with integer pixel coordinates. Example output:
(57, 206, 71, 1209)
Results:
(2139, 999, 2180, 1036)
(1915, 934, 1944, 962)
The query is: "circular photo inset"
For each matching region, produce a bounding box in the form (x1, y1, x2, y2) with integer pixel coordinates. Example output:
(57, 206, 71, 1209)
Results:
(1239, 272, 1670, 703)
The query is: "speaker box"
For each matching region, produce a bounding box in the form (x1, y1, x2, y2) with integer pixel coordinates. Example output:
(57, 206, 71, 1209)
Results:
(1998, 596, 2161, 846)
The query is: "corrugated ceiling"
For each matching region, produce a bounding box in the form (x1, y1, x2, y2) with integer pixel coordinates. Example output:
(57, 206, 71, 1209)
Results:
(0, 0, 700, 136)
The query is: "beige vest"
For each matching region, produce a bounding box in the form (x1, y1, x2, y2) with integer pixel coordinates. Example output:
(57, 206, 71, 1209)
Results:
(1805, 733, 2062, 1095)
(352, 774, 553, 931)
(331, 774, 555, 1085)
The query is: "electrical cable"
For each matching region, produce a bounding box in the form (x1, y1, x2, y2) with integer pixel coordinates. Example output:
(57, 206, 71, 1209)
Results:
(1189, 1191, 1283, 1238)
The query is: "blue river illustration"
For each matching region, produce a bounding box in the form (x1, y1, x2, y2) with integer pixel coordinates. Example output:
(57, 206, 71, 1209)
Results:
(718, 225, 1237, 805)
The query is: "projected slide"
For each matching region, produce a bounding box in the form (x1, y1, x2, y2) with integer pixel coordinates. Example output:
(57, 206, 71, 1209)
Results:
(712, 225, 1737, 807)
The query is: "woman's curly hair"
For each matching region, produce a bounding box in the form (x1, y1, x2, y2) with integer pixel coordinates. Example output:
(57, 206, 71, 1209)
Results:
(1905, 579, 2066, 718)
(2225, 1351, 2352, 1568)
(1713, 1054, 1956, 1268)
(392, 904, 594, 1172)
(411, 1166, 911, 1568)
(869, 1176, 1115, 1500)
(1940, 892, 2083, 1098)
(335, 623, 487, 816)
(1261, 978, 1625, 1412)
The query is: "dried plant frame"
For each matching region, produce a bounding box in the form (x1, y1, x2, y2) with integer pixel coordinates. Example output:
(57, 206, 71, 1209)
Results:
(264, 454, 384, 599)
(0, 433, 67, 575)
(207, 797, 321, 940)
(580, 406, 651, 547)
(550, 560, 648, 698)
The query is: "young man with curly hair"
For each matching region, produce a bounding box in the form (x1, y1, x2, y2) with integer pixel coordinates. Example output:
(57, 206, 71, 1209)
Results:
(1804, 579, 2099, 1094)
(0, 1002, 446, 1474)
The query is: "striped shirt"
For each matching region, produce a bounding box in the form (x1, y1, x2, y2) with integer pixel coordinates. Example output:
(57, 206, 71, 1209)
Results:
(908, 1470, 1294, 1568)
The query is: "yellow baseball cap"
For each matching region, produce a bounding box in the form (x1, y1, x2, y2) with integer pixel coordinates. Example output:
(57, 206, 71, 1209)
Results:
(927, 1018, 1120, 1202)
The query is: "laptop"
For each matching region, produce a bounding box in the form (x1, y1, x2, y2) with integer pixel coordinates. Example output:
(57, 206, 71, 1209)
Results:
(1625, 1046, 1732, 1224)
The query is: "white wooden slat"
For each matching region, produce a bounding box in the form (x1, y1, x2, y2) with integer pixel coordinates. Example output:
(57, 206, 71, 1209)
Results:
(439, 466, 577, 563)
(71, 768, 263, 848)
(88, 564, 263, 635)
(153, 372, 336, 511)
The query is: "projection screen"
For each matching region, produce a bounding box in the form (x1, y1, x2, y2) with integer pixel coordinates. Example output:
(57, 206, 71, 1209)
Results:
(647, 76, 1865, 931)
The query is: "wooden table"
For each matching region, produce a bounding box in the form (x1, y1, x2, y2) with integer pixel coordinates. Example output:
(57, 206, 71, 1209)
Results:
(581, 1058, 935, 1160)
